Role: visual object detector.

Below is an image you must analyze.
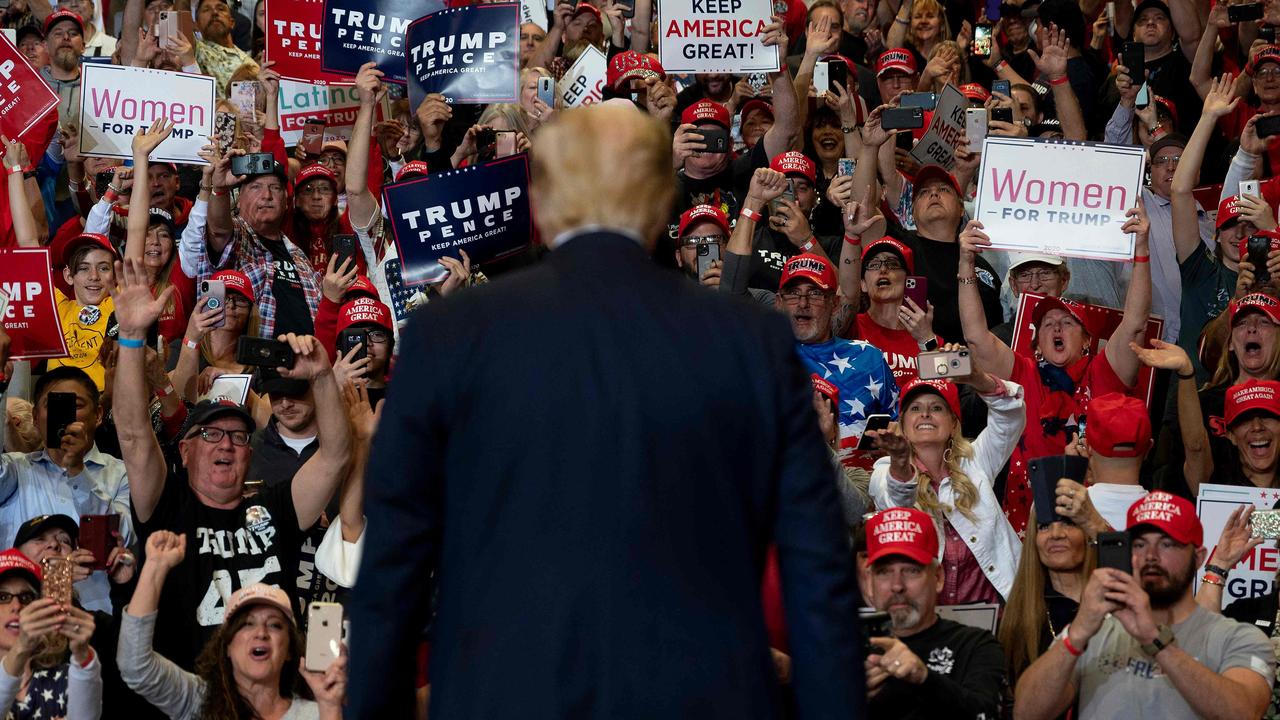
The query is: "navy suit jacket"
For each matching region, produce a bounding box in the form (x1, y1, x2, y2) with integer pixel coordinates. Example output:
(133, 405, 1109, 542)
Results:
(346, 232, 865, 719)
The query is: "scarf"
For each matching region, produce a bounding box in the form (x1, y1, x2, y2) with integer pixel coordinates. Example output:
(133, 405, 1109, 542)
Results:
(1037, 354, 1091, 440)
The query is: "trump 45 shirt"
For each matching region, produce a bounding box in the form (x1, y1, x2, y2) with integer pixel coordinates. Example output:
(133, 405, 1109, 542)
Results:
(794, 338, 899, 466)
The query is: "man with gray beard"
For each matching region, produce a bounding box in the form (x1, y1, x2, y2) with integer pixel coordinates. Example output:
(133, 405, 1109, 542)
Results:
(861, 506, 1005, 719)
(38, 9, 84, 119)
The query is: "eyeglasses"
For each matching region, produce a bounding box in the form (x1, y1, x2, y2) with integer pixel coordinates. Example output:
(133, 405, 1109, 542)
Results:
(681, 235, 726, 247)
(0, 592, 36, 607)
(1015, 268, 1059, 283)
(780, 289, 832, 303)
(225, 295, 251, 308)
(864, 259, 903, 272)
(190, 426, 251, 446)
(298, 184, 335, 197)
(1151, 155, 1181, 167)
(1258, 68, 1280, 80)
(367, 329, 390, 344)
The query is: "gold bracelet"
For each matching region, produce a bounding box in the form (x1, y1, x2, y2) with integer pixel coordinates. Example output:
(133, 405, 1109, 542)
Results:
(957, 276, 977, 285)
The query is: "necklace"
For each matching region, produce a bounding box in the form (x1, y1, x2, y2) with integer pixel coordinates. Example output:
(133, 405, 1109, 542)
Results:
(1045, 608, 1057, 638)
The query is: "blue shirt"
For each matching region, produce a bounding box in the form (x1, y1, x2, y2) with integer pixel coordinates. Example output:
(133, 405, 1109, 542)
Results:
(795, 338, 899, 462)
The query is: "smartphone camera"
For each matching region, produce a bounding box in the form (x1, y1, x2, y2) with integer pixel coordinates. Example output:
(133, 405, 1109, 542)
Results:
(230, 152, 275, 176)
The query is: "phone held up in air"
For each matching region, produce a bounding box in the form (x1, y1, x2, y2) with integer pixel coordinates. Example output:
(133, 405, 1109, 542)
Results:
(899, 92, 937, 110)
(337, 327, 369, 363)
(305, 602, 345, 672)
(903, 275, 928, 310)
(1121, 41, 1145, 81)
(1096, 530, 1132, 574)
(1241, 179, 1261, 199)
(79, 514, 120, 571)
(301, 118, 325, 156)
(992, 79, 1011, 98)
(199, 279, 226, 328)
(856, 414, 893, 450)
(45, 391, 77, 445)
(537, 76, 555, 108)
(973, 23, 993, 58)
(918, 349, 971, 380)
(696, 241, 721, 282)
(236, 337, 296, 369)
(965, 108, 988, 152)
(881, 106, 924, 131)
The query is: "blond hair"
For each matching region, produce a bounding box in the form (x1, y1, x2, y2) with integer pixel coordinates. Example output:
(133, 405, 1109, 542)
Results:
(530, 104, 674, 243)
(911, 424, 980, 521)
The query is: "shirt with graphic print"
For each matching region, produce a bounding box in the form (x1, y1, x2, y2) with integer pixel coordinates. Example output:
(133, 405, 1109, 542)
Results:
(867, 617, 1005, 720)
(794, 337, 899, 467)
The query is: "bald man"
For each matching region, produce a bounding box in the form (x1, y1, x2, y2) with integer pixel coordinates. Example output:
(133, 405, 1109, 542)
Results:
(346, 104, 866, 719)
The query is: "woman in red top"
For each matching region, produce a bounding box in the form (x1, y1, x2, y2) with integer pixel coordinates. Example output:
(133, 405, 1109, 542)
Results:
(955, 206, 1152, 536)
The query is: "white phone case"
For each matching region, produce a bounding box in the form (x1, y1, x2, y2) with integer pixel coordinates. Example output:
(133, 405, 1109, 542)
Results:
(813, 62, 830, 96)
(965, 109, 987, 153)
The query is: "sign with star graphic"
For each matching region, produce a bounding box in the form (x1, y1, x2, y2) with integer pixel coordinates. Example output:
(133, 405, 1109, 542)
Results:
(1196, 484, 1280, 608)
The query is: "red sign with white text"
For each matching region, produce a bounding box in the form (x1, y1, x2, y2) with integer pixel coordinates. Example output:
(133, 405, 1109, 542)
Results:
(0, 32, 57, 139)
(265, 0, 351, 84)
(0, 248, 67, 359)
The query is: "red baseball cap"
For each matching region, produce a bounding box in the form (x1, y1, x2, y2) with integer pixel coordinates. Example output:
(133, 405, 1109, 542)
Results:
(865, 507, 938, 565)
(1153, 96, 1178, 128)
(607, 50, 665, 92)
(1248, 44, 1280, 75)
(0, 549, 41, 588)
(346, 275, 380, 300)
(1217, 195, 1244, 229)
(572, 2, 601, 23)
(60, 232, 119, 268)
(395, 160, 431, 183)
(43, 9, 83, 35)
(1087, 393, 1152, 458)
(770, 151, 817, 185)
(680, 99, 731, 129)
(739, 98, 774, 123)
(337, 298, 392, 332)
(1229, 291, 1280, 326)
(960, 83, 991, 103)
(677, 204, 730, 239)
(212, 269, 255, 303)
(1031, 296, 1092, 335)
(1225, 379, 1280, 426)
(293, 163, 337, 190)
(1126, 491, 1203, 547)
(861, 236, 915, 274)
(900, 377, 961, 418)
(875, 48, 917, 77)
(911, 164, 962, 198)
(779, 253, 836, 291)
(810, 374, 840, 408)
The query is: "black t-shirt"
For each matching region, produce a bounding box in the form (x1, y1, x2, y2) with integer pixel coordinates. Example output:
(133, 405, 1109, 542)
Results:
(673, 140, 769, 224)
(888, 228, 1004, 343)
(868, 618, 1005, 720)
(263, 240, 314, 337)
(1225, 590, 1279, 631)
(745, 222, 842, 292)
(1143, 49, 1201, 136)
(134, 473, 302, 671)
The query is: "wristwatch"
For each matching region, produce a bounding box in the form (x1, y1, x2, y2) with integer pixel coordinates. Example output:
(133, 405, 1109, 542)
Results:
(1140, 624, 1175, 656)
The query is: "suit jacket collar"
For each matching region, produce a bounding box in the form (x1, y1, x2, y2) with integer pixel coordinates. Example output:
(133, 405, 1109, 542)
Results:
(551, 225, 646, 249)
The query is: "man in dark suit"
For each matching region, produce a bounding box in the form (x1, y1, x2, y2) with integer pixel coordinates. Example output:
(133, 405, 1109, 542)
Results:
(346, 101, 865, 719)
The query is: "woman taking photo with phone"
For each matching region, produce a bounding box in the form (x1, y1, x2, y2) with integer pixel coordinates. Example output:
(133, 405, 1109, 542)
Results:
(119, 530, 347, 720)
(865, 343, 1026, 604)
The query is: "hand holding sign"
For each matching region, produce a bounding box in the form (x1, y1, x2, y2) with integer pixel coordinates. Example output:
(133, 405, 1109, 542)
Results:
(2, 133, 28, 170)
(131, 118, 175, 160)
(1120, 201, 1150, 256)
(355, 62, 387, 106)
(957, 219, 992, 270)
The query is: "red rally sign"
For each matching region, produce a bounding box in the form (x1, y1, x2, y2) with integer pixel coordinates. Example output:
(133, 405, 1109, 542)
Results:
(0, 248, 68, 360)
(265, 0, 352, 84)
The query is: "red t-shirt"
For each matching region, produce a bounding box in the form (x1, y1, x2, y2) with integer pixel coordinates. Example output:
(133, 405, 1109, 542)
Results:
(156, 262, 197, 343)
(854, 313, 937, 391)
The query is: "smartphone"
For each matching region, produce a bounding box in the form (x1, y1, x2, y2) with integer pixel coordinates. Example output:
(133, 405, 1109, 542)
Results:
(837, 158, 856, 176)
(965, 108, 988, 152)
(1258, 115, 1280, 138)
(94, 170, 115, 198)
(860, 609, 892, 654)
(236, 336, 296, 369)
(305, 602, 344, 671)
(157, 9, 178, 49)
(881, 106, 925, 130)
(331, 234, 358, 274)
(896, 130, 915, 151)
(903, 275, 928, 309)
(230, 80, 257, 117)
(899, 92, 937, 110)
(696, 126, 730, 153)
(495, 130, 517, 158)
(199, 279, 226, 329)
(1241, 179, 1262, 198)
(768, 179, 796, 217)
(918, 349, 971, 380)
(696, 241, 721, 282)
(1251, 508, 1280, 539)
(537, 76, 555, 108)
(1096, 530, 1133, 574)
(78, 514, 120, 571)
(1135, 82, 1150, 110)
(813, 61, 831, 96)
(1263, 25, 1278, 44)
(614, 0, 635, 17)
(1229, 2, 1264, 22)
(214, 111, 238, 156)
(41, 557, 73, 607)
(337, 327, 369, 363)
(1248, 235, 1273, 284)
(45, 391, 77, 445)
(1121, 41, 1145, 81)
(973, 23, 993, 57)
(301, 118, 325, 156)
(475, 127, 497, 160)
(1027, 455, 1088, 526)
(991, 106, 1014, 124)
(748, 73, 768, 93)
(229, 152, 274, 176)
(857, 414, 893, 450)
(826, 59, 848, 94)
(992, 79, 1011, 98)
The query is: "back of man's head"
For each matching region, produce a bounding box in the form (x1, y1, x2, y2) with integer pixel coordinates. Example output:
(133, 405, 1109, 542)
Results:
(531, 103, 675, 246)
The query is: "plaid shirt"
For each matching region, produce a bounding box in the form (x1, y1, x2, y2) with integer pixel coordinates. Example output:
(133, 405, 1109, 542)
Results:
(197, 216, 321, 339)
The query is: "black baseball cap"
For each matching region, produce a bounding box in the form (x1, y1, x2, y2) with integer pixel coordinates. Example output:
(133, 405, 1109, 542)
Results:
(148, 207, 178, 237)
(179, 399, 256, 440)
(13, 514, 79, 549)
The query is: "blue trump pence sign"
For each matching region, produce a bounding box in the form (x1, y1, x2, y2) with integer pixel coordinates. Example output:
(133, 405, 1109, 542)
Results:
(406, 4, 520, 107)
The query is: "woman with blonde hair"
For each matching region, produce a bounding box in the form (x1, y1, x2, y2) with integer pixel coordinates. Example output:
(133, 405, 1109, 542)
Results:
(887, 0, 952, 64)
(867, 343, 1025, 604)
(518, 67, 557, 131)
(448, 104, 533, 169)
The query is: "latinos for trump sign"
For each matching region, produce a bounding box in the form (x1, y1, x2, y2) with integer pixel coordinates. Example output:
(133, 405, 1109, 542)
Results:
(0, 248, 67, 360)
(322, 0, 439, 83)
(383, 155, 531, 286)
(908, 83, 965, 171)
(658, 0, 780, 74)
(265, 0, 351, 84)
(278, 79, 391, 146)
(975, 137, 1147, 261)
(1196, 484, 1280, 608)
(0, 32, 57, 140)
(78, 64, 214, 164)
(556, 45, 606, 108)
(406, 4, 520, 107)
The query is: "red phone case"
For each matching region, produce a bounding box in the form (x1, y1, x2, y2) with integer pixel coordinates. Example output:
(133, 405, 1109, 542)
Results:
(79, 515, 119, 571)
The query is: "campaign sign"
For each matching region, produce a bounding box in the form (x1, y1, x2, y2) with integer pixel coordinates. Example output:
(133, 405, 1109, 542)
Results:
(266, 0, 351, 84)
(520, 0, 548, 31)
(383, 155, 531, 286)
(1010, 291, 1163, 408)
(0, 249, 67, 360)
(1196, 484, 1280, 608)
(278, 79, 391, 146)
(78, 64, 214, 164)
(975, 137, 1147, 261)
(556, 45, 607, 108)
(322, 0, 439, 83)
(908, 83, 965, 171)
(0, 32, 57, 140)
(658, 0, 780, 74)
(406, 5, 520, 107)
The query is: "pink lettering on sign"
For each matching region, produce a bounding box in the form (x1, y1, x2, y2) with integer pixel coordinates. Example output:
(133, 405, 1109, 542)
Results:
(90, 90, 206, 127)
(988, 168, 1129, 211)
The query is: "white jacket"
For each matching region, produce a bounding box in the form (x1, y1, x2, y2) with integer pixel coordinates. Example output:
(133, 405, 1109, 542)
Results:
(869, 378, 1026, 600)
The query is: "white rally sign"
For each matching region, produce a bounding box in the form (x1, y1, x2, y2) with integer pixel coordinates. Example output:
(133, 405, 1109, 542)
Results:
(974, 137, 1147, 261)
(908, 83, 965, 171)
(78, 64, 214, 164)
(1197, 484, 1280, 608)
(520, 0, 548, 31)
(556, 45, 607, 108)
(278, 79, 391, 147)
(658, 0, 779, 74)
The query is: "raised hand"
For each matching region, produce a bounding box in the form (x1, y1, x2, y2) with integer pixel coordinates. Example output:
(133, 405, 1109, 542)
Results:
(1129, 338, 1193, 374)
(1202, 72, 1241, 119)
(1, 135, 27, 170)
(342, 380, 382, 442)
(844, 186, 885, 238)
(1028, 22, 1070, 79)
(355, 62, 386, 106)
(277, 334, 332, 380)
(332, 343, 370, 388)
(58, 605, 95, 664)
(132, 118, 175, 159)
(438, 250, 472, 297)
(110, 259, 175, 338)
(144, 530, 186, 572)
(748, 167, 789, 204)
(323, 253, 359, 303)
(958, 219, 991, 267)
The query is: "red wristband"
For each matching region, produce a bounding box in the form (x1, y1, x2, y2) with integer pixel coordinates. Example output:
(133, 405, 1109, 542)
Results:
(1049, 75, 1070, 86)
(739, 207, 762, 223)
(1061, 625, 1084, 657)
(1133, 254, 1150, 263)
(844, 234, 862, 246)
(78, 648, 94, 669)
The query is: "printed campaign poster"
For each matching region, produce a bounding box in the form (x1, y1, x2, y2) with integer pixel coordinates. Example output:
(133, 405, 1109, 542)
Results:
(277, 79, 391, 146)
(520, 0, 548, 31)
(1196, 484, 1280, 608)
(0, 32, 57, 140)
(406, 4, 520, 107)
(658, 0, 780, 74)
(1010, 291, 1163, 407)
(0, 248, 67, 360)
(556, 45, 607, 108)
(975, 137, 1147, 261)
(265, 0, 352, 84)
(322, 0, 441, 83)
(78, 64, 214, 164)
(936, 603, 1000, 635)
(383, 155, 531, 286)
(908, 84, 965, 171)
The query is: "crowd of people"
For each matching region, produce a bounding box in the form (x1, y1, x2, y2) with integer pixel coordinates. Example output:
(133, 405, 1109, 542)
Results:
(0, 0, 1279, 716)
